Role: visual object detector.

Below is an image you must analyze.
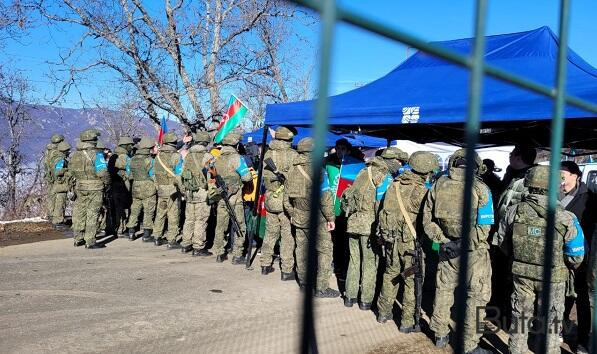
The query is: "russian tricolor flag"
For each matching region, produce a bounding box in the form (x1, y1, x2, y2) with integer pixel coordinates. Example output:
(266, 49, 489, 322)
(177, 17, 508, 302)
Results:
(158, 116, 168, 145)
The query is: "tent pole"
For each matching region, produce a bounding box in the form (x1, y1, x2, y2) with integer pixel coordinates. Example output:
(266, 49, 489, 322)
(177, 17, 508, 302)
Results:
(245, 125, 269, 269)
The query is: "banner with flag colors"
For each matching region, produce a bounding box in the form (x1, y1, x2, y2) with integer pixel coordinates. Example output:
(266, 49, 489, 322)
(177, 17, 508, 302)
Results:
(214, 95, 249, 143)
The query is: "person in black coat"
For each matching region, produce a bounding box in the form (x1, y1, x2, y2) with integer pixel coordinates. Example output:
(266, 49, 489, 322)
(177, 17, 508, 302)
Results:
(559, 161, 597, 352)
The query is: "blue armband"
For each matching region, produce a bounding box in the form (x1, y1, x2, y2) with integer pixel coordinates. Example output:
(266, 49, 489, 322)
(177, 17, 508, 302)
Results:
(125, 156, 131, 177)
(375, 174, 393, 201)
(236, 157, 250, 178)
(174, 157, 183, 176)
(54, 159, 65, 173)
(564, 217, 586, 257)
(476, 191, 494, 225)
(321, 171, 331, 192)
(95, 152, 107, 172)
(398, 163, 412, 176)
(148, 159, 155, 178)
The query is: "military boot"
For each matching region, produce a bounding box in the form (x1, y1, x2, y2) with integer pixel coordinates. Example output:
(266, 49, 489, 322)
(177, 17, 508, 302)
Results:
(399, 324, 420, 334)
(192, 249, 213, 257)
(359, 303, 371, 311)
(314, 288, 340, 298)
(435, 335, 449, 348)
(85, 243, 106, 249)
(344, 298, 356, 308)
(181, 245, 193, 253)
(142, 229, 153, 242)
(377, 313, 393, 323)
(128, 228, 136, 240)
(231, 256, 246, 265)
(216, 254, 228, 263)
(73, 239, 86, 247)
(154, 237, 165, 246)
(261, 266, 274, 275)
(281, 272, 295, 281)
(465, 347, 492, 354)
(167, 240, 181, 250)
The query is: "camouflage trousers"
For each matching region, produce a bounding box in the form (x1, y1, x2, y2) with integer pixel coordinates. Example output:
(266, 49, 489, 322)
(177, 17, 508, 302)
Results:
(377, 240, 417, 327)
(430, 248, 491, 353)
(260, 211, 294, 273)
(72, 189, 103, 246)
(152, 193, 181, 242)
(49, 192, 67, 225)
(214, 191, 245, 258)
(127, 194, 156, 230)
(111, 188, 130, 235)
(345, 233, 380, 305)
(509, 277, 565, 354)
(295, 222, 333, 292)
(181, 201, 210, 249)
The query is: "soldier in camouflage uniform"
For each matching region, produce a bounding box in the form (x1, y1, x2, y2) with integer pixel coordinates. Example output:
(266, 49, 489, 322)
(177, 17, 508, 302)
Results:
(152, 132, 183, 248)
(44, 134, 64, 221)
(70, 129, 109, 249)
(109, 136, 134, 237)
(213, 133, 252, 264)
(423, 149, 494, 353)
(497, 165, 585, 354)
(48, 141, 72, 229)
(260, 127, 298, 279)
(284, 137, 339, 298)
(95, 140, 111, 235)
(342, 147, 404, 310)
(126, 137, 157, 242)
(180, 131, 213, 256)
(377, 151, 438, 331)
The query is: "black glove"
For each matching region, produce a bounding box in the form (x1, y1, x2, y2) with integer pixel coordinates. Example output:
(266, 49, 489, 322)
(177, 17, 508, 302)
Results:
(439, 240, 461, 261)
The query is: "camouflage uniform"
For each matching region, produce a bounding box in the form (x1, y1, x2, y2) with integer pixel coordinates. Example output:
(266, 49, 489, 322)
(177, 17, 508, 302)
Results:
(70, 129, 109, 248)
(377, 151, 438, 330)
(343, 148, 403, 308)
(109, 137, 133, 236)
(126, 137, 157, 241)
(48, 141, 71, 226)
(213, 133, 252, 263)
(44, 134, 64, 222)
(423, 149, 494, 352)
(284, 137, 339, 297)
(260, 127, 298, 278)
(152, 132, 183, 247)
(95, 140, 111, 234)
(497, 165, 585, 354)
(180, 132, 212, 255)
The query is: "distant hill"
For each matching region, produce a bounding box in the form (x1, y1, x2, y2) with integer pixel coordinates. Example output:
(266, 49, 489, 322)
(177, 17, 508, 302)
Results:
(0, 105, 182, 163)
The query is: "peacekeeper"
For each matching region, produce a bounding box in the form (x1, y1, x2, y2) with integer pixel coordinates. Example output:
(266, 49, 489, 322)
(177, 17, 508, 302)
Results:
(180, 131, 213, 256)
(126, 137, 157, 241)
(377, 151, 438, 331)
(152, 132, 183, 248)
(95, 140, 112, 235)
(342, 147, 404, 310)
(70, 129, 109, 249)
(496, 165, 585, 354)
(422, 148, 494, 353)
(212, 133, 252, 264)
(260, 126, 298, 279)
(284, 137, 339, 298)
(48, 141, 72, 230)
(109, 136, 134, 237)
(44, 134, 65, 219)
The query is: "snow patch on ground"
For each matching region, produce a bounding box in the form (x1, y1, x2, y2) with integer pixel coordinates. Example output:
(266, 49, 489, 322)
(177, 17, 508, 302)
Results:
(0, 217, 48, 225)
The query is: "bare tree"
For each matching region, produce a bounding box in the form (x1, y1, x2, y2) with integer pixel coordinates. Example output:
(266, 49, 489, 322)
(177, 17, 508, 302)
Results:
(94, 99, 150, 147)
(0, 69, 33, 218)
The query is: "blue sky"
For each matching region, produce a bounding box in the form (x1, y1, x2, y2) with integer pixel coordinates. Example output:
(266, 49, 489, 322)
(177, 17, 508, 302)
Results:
(2, 0, 596, 107)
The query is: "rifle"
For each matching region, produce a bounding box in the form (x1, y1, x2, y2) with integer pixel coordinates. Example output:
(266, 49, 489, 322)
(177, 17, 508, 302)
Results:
(400, 238, 423, 332)
(264, 157, 286, 184)
(212, 172, 246, 248)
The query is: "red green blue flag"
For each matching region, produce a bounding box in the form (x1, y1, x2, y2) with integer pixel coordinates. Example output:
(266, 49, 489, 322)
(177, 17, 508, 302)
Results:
(326, 156, 365, 216)
(158, 115, 168, 145)
(214, 95, 249, 143)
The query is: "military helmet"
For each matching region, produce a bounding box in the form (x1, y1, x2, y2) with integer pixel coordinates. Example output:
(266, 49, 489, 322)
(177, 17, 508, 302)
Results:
(57, 141, 71, 152)
(47, 143, 56, 150)
(118, 136, 134, 146)
(51, 134, 65, 144)
(221, 133, 241, 146)
(275, 126, 294, 141)
(297, 137, 314, 153)
(524, 165, 549, 190)
(96, 140, 106, 149)
(381, 147, 409, 161)
(193, 131, 211, 144)
(80, 129, 99, 142)
(449, 148, 482, 169)
(409, 151, 439, 174)
(137, 137, 155, 150)
(162, 132, 177, 145)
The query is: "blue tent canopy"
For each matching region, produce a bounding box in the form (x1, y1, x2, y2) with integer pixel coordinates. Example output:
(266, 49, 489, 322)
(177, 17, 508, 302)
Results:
(265, 27, 597, 147)
(243, 126, 387, 148)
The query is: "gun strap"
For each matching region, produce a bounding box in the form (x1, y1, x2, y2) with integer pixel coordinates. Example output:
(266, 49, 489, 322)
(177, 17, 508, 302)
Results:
(156, 153, 177, 178)
(367, 167, 375, 188)
(297, 165, 311, 181)
(395, 184, 417, 238)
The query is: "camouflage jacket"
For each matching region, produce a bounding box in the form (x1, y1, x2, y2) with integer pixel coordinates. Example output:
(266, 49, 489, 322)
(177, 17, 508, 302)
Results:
(181, 144, 211, 203)
(263, 139, 298, 213)
(283, 153, 335, 228)
(154, 145, 183, 197)
(69, 142, 109, 191)
(214, 146, 252, 195)
(423, 167, 494, 251)
(129, 149, 156, 199)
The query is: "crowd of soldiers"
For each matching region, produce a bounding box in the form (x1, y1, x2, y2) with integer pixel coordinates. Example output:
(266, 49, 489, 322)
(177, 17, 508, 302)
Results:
(43, 127, 596, 354)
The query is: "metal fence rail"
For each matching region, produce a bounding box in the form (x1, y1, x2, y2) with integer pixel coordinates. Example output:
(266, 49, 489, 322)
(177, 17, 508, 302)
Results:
(287, 0, 597, 353)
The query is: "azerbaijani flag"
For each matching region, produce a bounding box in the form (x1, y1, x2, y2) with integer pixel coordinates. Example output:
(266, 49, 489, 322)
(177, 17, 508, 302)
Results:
(257, 193, 267, 239)
(158, 116, 168, 145)
(326, 155, 365, 216)
(214, 95, 249, 143)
